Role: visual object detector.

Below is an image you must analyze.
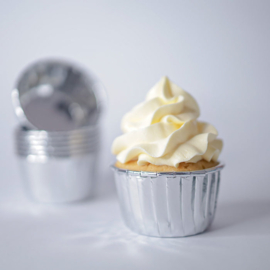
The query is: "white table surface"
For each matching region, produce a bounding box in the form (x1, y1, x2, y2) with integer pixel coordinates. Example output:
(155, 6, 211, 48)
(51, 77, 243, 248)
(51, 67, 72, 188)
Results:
(1, 185, 269, 270)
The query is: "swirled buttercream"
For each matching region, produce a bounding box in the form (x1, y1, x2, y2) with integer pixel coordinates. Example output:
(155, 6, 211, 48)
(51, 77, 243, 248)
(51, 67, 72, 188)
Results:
(112, 76, 223, 167)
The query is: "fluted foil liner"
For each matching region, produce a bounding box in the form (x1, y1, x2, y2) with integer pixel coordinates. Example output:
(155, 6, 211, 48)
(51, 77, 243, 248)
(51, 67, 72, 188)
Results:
(112, 163, 224, 237)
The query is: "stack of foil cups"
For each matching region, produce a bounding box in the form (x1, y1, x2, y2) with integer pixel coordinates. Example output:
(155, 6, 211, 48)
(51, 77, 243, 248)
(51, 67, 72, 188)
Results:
(12, 59, 105, 203)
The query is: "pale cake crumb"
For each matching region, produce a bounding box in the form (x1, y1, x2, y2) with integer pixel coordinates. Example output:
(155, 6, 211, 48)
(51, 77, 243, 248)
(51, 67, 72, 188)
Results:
(115, 160, 219, 172)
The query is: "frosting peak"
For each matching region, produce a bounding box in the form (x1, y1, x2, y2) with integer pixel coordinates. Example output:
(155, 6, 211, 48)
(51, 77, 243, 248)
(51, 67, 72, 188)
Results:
(121, 76, 200, 133)
(112, 77, 222, 167)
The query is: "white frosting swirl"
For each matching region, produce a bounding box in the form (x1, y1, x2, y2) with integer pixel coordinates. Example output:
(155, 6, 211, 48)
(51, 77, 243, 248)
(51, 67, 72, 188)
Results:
(112, 77, 223, 167)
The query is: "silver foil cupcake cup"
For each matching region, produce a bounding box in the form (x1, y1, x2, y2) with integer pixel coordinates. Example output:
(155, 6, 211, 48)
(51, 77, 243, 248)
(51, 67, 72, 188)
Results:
(12, 59, 106, 131)
(112, 163, 224, 237)
(14, 125, 100, 157)
(12, 59, 105, 203)
(18, 152, 98, 203)
(14, 125, 100, 203)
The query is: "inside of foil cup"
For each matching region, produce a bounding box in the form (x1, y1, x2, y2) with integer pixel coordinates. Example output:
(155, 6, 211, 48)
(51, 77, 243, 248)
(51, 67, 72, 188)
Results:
(15, 60, 101, 131)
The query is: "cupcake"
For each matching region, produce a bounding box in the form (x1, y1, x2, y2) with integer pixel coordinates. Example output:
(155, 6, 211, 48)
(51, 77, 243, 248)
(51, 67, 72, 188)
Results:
(112, 77, 224, 237)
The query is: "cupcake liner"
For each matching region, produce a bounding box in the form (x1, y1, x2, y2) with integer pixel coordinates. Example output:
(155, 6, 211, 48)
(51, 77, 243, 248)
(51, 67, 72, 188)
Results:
(18, 151, 98, 203)
(112, 163, 224, 237)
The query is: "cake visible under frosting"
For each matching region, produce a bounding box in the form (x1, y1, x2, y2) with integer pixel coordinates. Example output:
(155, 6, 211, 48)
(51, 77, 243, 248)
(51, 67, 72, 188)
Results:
(112, 77, 223, 168)
(115, 160, 219, 172)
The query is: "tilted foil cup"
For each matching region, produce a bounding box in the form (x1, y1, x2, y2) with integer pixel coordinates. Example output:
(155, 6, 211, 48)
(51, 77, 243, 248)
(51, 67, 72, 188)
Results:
(12, 59, 106, 131)
(112, 163, 224, 237)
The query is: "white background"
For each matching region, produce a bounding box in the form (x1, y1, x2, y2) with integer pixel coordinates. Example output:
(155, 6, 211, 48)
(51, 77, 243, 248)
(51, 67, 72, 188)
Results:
(0, 0, 270, 269)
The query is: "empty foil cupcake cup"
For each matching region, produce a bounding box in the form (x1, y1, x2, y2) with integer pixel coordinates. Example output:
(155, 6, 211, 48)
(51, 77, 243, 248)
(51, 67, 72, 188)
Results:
(112, 163, 224, 237)
(15, 125, 100, 203)
(12, 59, 106, 131)
(12, 59, 105, 203)
(18, 152, 98, 203)
(15, 126, 100, 157)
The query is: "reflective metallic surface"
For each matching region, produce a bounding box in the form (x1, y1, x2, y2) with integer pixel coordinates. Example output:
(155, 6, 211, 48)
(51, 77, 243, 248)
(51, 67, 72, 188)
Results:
(112, 163, 224, 237)
(14, 125, 100, 157)
(15, 125, 100, 202)
(18, 153, 98, 203)
(12, 59, 104, 204)
(12, 59, 105, 131)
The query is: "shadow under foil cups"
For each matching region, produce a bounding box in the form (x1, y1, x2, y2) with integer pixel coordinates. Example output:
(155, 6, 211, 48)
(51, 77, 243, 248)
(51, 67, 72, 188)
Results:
(112, 163, 224, 237)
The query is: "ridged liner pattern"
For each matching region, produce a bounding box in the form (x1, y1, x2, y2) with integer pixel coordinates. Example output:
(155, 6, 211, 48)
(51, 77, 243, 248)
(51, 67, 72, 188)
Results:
(113, 164, 224, 237)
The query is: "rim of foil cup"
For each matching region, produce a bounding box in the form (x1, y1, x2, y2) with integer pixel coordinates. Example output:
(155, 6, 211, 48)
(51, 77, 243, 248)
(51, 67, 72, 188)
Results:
(15, 125, 99, 137)
(111, 162, 225, 176)
(15, 144, 99, 153)
(16, 148, 99, 159)
(15, 136, 99, 146)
